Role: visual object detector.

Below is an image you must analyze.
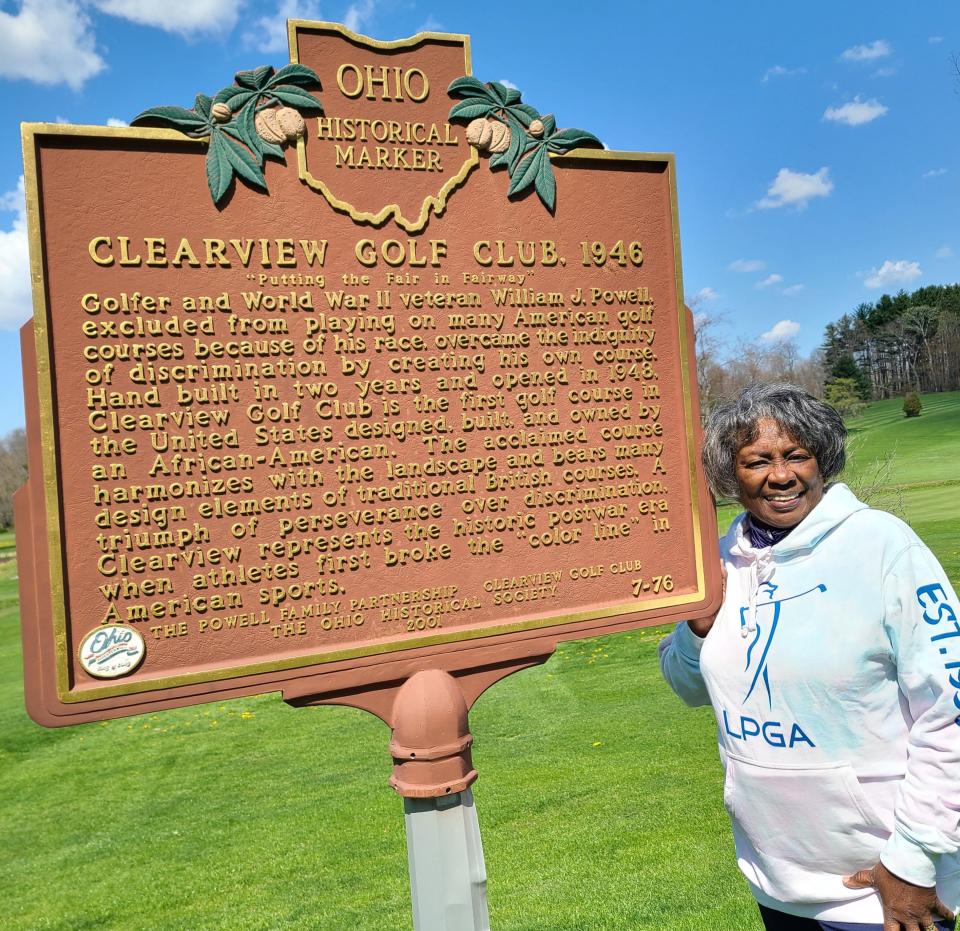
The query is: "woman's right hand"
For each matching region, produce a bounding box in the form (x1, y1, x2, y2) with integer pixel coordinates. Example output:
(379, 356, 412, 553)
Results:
(688, 562, 726, 638)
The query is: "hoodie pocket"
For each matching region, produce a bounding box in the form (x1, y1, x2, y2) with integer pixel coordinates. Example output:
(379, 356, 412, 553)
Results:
(724, 752, 890, 902)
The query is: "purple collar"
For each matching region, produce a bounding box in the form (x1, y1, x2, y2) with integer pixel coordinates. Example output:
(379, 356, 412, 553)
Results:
(744, 514, 793, 549)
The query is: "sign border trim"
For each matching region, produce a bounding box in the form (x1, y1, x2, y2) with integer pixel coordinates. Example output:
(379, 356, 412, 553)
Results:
(21, 125, 702, 705)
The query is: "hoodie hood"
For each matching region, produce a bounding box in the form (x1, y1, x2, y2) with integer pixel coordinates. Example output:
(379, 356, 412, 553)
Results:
(728, 483, 868, 560)
(770, 482, 868, 557)
(726, 483, 867, 636)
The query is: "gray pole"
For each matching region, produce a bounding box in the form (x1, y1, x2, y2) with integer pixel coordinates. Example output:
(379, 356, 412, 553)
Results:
(403, 789, 490, 931)
(388, 670, 490, 930)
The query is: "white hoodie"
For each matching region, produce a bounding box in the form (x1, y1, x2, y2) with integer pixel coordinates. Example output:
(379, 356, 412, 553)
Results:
(659, 484, 960, 922)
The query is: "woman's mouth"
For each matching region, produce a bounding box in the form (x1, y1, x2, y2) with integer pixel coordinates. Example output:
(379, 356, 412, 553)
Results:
(766, 492, 803, 510)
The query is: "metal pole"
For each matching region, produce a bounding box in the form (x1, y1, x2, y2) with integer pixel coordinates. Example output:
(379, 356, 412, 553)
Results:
(388, 670, 490, 930)
(404, 789, 489, 931)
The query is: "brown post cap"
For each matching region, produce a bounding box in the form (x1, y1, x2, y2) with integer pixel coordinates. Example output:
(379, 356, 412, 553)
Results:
(388, 669, 478, 798)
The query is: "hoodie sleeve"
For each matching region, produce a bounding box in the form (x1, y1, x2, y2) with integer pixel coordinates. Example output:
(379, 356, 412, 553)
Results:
(878, 542, 960, 886)
(658, 622, 711, 707)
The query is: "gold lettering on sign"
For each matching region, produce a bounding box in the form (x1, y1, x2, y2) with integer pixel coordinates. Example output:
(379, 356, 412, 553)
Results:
(336, 64, 430, 102)
(62, 171, 683, 689)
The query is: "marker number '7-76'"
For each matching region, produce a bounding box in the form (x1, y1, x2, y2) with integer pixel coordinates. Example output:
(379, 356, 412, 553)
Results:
(632, 575, 674, 597)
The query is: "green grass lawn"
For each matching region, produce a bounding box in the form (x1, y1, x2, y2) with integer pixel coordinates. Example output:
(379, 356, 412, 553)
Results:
(844, 390, 960, 489)
(2, 394, 958, 930)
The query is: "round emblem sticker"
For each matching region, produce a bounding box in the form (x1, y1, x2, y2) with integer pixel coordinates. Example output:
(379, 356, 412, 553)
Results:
(78, 625, 146, 679)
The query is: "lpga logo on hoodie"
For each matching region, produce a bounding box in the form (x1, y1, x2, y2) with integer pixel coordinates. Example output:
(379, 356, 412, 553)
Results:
(722, 580, 826, 750)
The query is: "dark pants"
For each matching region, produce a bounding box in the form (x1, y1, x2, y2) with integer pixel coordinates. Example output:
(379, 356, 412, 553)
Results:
(759, 903, 956, 930)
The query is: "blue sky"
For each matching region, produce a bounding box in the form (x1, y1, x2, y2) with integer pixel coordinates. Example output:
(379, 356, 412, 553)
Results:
(0, 0, 957, 434)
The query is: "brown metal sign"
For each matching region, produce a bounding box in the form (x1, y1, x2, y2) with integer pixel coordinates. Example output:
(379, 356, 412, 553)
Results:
(17, 21, 721, 726)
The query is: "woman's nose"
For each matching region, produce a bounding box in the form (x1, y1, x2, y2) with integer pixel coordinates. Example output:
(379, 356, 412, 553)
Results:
(768, 459, 794, 484)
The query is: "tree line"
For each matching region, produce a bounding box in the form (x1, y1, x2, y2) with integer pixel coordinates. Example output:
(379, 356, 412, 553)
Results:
(821, 284, 960, 400)
(694, 281, 960, 419)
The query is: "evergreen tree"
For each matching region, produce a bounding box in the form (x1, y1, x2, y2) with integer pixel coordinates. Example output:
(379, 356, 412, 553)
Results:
(825, 378, 866, 419)
(829, 354, 872, 400)
(903, 392, 922, 418)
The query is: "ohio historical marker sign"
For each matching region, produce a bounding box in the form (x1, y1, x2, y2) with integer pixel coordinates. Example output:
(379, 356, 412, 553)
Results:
(17, 21, 721, 726)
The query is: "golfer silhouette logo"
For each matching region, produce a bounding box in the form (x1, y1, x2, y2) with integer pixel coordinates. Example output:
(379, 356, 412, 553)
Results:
(741, 581, 827, 708)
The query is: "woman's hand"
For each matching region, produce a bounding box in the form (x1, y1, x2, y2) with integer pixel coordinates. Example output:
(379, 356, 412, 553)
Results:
(844, 862, 956, 930)
(688, 563, 726, 638)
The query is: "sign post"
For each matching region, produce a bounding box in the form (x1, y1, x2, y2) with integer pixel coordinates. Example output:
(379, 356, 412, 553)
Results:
(17, 20, 722, 927)
(393, 670, 488, 930)
(404, 790, 488, 930)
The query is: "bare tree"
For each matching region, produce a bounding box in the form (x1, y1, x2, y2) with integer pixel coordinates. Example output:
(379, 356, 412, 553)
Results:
(901, 305, 940, 390)
(0, 429, 28, 529)
(691, 306, 727, 417)
(790, 349, 826, 398)
(691, 302, 829, 414)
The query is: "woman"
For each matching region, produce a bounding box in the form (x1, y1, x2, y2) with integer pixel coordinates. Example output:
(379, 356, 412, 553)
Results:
(659, 383, 959, 930)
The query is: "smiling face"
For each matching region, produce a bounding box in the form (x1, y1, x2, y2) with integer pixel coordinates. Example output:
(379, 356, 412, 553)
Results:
(734, 417, 825, 529)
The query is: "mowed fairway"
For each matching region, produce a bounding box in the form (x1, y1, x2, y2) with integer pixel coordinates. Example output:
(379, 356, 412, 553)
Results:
(2, 393, 958, 930)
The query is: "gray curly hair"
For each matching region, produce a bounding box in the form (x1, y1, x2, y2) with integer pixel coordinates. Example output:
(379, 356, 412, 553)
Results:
(702, 383, 847, 500)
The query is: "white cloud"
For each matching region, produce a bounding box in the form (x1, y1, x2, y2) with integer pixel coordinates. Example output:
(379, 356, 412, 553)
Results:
(0, 0, 104, 90)
(782, 284, 805, 296)
(728, 258, 765, 273)
(692, 286, 719, 302)
(872, 67, 896, 78)
(243, 0, 321, 54)
(0, 176, 33, 331)
(418, 15, 444, 32)
(756, 273, 784, 289)
(498, 78, 519, 90)
(841, 40, 891, 62)
(106, 117, 128, 127)
(344, 0, 376, 33)
(823, 96, 888, 126)
(761, 320, 801, 342)
(762, 65, 806, 82)
(930, 36, 944, 44)
(757, 167, 833, 210)
(936, 245, 952, 259)
(0, 182, 24, 219)
(91, 0, 240, 35)
(864, 259, 922, 289)
(923, 167, 947, 179)
(55, 115, 71, 124)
